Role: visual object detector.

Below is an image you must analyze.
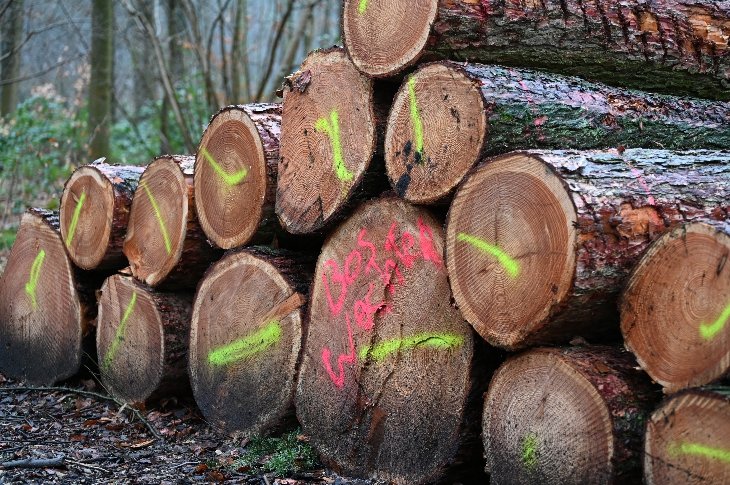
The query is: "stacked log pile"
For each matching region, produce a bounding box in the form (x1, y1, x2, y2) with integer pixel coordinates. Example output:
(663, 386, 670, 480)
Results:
(1, 0, 729, 483)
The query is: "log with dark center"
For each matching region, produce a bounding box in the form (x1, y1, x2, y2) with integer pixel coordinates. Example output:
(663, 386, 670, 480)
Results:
(645, 387, 730, 484)
(343, 0, 730, 100)
(385, 62, 730, 204)
(621, 221, 730, 393)
(60, 160, 145, 270)
(124, 155, 219, 289)
(446, 149, 730, 350)
(195, 104, 280, 249)
(483, 346, 658, 485)
(188, 248, 311, 436)
(0, 209, 98, 384)
(276, 47, 389, 234)
(296, 197, 478, 484)
(96, 274, 192, 403)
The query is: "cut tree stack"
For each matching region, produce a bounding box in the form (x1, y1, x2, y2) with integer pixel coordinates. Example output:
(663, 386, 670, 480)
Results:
(1, 0, 729, 483)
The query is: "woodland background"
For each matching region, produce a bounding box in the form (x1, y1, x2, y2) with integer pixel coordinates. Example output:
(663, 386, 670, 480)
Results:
(0, 0, 342, 250)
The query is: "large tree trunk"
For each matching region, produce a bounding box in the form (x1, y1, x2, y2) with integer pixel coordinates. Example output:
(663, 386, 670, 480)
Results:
(621, 221, 730, 394)
(60, 159, 145, 270)
(276, 47, 391, 234)
(96, 274, 192, 403)
(0, 0, 24, 117)
(0, 209, 99, 385)
(124, 155, 220, 289)
(445, 149, 730, 350)
(296, 197, 483, 484)
(645, 387, 730, 485)
(160, 0, 185, 153)
(194, 103, 280, 250)
(385, 61, 730, 204)
(483, 346, 659, 485)
(342, 0, 730, 100)
(188, 247, 312, 437)
(88, 0, 114, 159)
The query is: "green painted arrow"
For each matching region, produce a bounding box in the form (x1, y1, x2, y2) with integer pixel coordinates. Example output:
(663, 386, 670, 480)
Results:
(140, 180, 172, 255)
(208, 320, 282, 367)
(670, 441, 730, 464)
(699, 301, 730, 341)
(358, 332, 464, 362)
(407, 76, 424, 158)
(358, 0, 368, 14)
(65, 190, 87, 247)
(101, 292, 137, 372)
(457, 232, 521, 278)
(25, 249, 46, 310)
(315, 110, 354, 183)
(521, 433, 539, 472)
(201, 146, 249, 186)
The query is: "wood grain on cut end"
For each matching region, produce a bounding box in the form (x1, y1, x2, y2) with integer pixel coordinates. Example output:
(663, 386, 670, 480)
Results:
(297, 197, 474, 484)
(277, 48, 377, 234)
(622, 222, 730, 393)
(484, 347, 656, 484)
(385, 63, 487, 203)
(195, 104, 280, 249)
(645, 387, 730, 484)
(189, 249, 308, 436)
(343, 0, 438, 77)
(0, 210, 84, 384)
(446, 153, 576, 349)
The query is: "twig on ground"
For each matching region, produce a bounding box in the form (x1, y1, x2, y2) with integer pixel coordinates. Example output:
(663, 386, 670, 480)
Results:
(0, 455, 65, 469)
(66, 458, 111, 474)
(170, 461, 200, 469)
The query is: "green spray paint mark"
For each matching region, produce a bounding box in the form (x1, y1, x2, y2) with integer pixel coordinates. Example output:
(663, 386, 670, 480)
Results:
(24, 249, 46, 309)
(699, 301, 730, 340)
(669, 442, 730, 464)
(208, 320, 282, 367)
(407, 76, 424, 158)
(201, 146, 249, 186)
(65, 190, 87, 247)
(358, 0, 368, 14)
(315, 110, 354, 182)
(457, 232, 521, 278)
(521, 433, 539, 472)
(140, 180, 172, 255)
(101, 292, 137, 371)
(358, 332, 464, 361)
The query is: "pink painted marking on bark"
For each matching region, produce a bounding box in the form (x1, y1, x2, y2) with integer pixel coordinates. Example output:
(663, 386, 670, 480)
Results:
(321, 314, 356, 388)
(629, 166, 656, 205)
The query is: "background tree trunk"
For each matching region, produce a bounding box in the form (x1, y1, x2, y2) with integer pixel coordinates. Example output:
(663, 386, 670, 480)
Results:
(88, 0, 114, 159)
(0, 0, 24, 118)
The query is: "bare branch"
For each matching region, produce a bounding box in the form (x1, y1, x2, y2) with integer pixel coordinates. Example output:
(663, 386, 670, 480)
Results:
(0, 54, 84, 86)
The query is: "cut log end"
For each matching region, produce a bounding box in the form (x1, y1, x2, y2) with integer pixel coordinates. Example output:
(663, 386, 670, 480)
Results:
(645, 388, 730, 484)
(277, 48, 376, 234)
(124, 156, 192, 287)
(622, 222, 730, 393)
(97, 275, 190, 403)
(0, 210, 83, 384)
(60, 165, 115, 269)
(385, 63, 487, 203)
(446, 153, 576, 349)
(342, 0, 438, 77)
(297, 197, 475, 484)
(195, 105, 276, 249)
(189, 249, 306, 436)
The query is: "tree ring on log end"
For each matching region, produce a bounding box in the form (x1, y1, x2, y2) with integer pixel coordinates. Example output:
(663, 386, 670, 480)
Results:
(189, 250, 304, 436)
(195, 107, 268, 249)
(343, 0, 438, 77)
(0, 210, 83, 384)
(446, 153, 576, 349)
(483, 349, 614, 484)
(124, 156, 190, 287)
(385, 63, 487, 203)
(621, 223, 730, 393)
(60, 166, 115, 269)
(97, 275, 164, 403)
(277, 48, 376, 234)
(645, 389, 730, 485)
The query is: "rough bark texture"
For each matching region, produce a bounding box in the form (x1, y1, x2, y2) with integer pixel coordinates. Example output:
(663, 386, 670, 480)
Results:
(60, 160, 145, 270)
(645, 386, 730, 484)
(344, 0, 730, 100)
(189, 247, 312, 437)
(194, 104, 280, 250)
(124, 155, 220, 289)
(296, 197, 481, 484)
(97, 274, 192, 403)
(621, 221, 730, 393)
(0, 209, 98, 385)
(483, 346, 659, 485)
(385, 62, 730, 204)
(446, 149, 730, 350)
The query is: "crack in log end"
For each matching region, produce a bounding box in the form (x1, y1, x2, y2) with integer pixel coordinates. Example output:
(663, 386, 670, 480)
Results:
(357, 333, 465, 362)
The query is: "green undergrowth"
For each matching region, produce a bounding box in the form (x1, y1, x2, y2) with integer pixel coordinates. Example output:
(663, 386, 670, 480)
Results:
(230, 429, 320, 476)
(0, 228, 16, 250)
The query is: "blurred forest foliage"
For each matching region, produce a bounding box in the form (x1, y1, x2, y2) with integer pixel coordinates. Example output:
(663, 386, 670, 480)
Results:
(0, 0, 341, 247)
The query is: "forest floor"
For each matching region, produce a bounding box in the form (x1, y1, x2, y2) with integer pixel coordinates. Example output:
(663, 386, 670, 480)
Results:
(0, 375, 381, 484)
